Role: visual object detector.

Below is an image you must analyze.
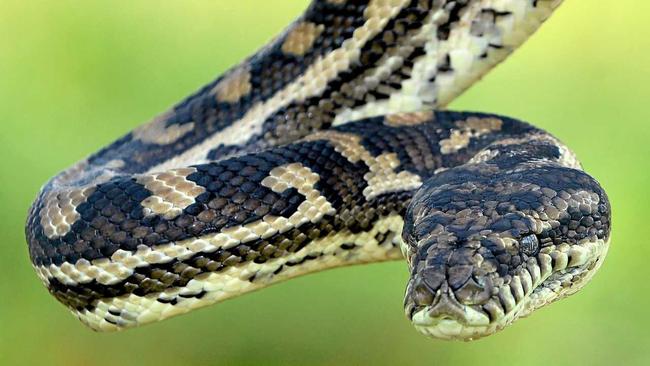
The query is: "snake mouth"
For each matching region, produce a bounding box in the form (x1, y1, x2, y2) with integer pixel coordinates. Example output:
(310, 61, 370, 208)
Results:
(410, 293, 493, 341)
(411, 314, 492, 341)
(407, 238, 610, 341)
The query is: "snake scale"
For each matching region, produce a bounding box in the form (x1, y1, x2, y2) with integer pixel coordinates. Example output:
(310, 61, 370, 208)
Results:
(25, 0, 611, 340)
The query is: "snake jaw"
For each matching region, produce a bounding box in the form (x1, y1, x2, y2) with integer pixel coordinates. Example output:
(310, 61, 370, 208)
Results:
(405, 237, 610, 341)
(408, 280, 492, 340)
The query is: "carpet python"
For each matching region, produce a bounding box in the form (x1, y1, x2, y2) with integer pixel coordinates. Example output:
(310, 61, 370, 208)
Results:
(25, 0, 611, 340)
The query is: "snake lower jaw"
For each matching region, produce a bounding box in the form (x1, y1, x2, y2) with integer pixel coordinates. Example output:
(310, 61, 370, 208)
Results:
(411, 304, 495, 341)
(410, 293, 532, 341)
(413, 319, 496, 342)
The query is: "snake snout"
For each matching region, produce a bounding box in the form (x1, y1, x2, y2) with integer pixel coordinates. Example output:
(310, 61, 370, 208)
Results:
(406, 270, 494, 340)
(406, 261, 495, 324)
(410, 264, 493, 305)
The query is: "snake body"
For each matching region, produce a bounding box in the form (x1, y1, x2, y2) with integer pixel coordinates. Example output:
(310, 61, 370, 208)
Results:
(25, 0, 611, 340)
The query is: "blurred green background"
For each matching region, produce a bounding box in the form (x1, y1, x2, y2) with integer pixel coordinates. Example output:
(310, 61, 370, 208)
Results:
(1, 1, 649, 365)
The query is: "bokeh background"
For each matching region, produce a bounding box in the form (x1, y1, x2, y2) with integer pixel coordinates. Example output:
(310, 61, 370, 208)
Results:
(1, 1, 649, 365)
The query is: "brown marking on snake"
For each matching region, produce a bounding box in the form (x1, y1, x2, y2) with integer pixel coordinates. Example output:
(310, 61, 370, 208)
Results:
(41, 159, 129, 239)
(304, 131, 421, 199)
(40, 187, 97, 239)
(136, 168, 206, 220)
(282, 22, 325, 56)
(385, 111, 434, 127)
(212, 66, 253, 103)
(440, 117, 503, 154)
(462, 117, 503, 134)
(261, 162, 336, 228)
(364, 0, 411, 21)
(132, 111, 195, 145)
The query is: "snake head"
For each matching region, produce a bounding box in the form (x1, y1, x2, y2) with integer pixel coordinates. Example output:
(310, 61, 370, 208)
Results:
(401, 161, 611, 341)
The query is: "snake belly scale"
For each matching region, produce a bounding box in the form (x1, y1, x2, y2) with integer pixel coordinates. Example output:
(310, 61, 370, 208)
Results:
(25, 0, 611, 340)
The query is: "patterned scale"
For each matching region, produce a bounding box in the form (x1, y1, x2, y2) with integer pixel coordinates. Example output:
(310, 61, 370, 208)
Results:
(25, 0, 611, 340)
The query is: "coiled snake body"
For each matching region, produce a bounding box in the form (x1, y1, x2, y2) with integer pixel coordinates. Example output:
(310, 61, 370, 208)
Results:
(26, 0, 611, 340)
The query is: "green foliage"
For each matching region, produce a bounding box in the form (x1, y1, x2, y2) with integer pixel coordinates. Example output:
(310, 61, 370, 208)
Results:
(1, 1, 648, 365)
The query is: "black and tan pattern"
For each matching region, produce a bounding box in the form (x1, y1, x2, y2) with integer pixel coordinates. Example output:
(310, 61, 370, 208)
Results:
(25, 0, 611, 341)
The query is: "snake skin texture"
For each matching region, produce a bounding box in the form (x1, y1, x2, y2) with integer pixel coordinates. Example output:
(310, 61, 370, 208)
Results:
(25, 0, 612, 341)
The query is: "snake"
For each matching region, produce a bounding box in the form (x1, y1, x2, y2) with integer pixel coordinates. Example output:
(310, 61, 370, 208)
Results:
(25, 0, 611, 341)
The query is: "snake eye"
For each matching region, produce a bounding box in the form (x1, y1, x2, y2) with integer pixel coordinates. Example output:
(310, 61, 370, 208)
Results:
(520, 234, 539, 256)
